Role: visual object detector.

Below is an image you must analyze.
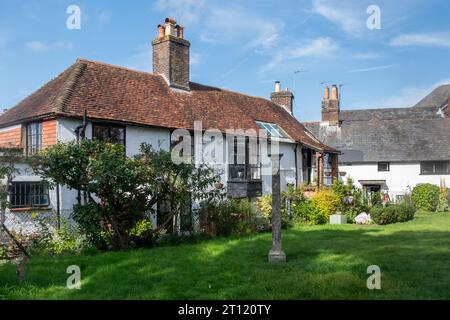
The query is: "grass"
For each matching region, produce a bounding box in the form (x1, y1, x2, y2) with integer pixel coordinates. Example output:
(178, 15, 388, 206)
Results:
(1, 212, 450, 300)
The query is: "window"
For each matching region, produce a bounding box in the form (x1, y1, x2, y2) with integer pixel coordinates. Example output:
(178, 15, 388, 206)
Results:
(256, 121, 289, 139)
(26, 122, 43, 155)
(93, 124, 125, 145)
(421, 161, 450, 175)
(228, 137, 261, 181)
(10, 182, 49, 208)
(378, 162, 390, 172)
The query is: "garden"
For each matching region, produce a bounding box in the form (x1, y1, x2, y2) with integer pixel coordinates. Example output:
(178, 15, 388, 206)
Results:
(1, 141, 450, 299)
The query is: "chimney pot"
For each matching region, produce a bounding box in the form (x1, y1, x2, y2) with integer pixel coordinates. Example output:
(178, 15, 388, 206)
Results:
(324, 86, 330, 101)
(331, 84, 339, 100)
(177, 25, 184, 39)
(274, 81, 281, 93)
(157, 25, 165, 38)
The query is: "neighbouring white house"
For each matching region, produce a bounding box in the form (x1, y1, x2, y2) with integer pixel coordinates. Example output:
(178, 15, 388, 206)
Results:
(305, 84, 450, 201)
(0, 18, 338, 233)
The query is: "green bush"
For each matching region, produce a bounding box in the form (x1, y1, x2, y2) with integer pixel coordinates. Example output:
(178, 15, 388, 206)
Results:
(292, 200, 328, 225)
(411, 184, 440, 211)
(199, 199, 258, 237)
(370, 203, 415, 225)
(130, 218, 154, 248)
(256, 194, 290, 229)
(437, 187, 449, 212)
(311, 189, 341, 221)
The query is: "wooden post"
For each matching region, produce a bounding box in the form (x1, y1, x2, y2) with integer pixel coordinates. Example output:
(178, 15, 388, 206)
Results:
(268, 154, 286, 263)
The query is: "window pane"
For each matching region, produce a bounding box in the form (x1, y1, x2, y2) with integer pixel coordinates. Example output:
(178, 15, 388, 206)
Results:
(11, 182, 49, 208)
(93, 124, 125, 145)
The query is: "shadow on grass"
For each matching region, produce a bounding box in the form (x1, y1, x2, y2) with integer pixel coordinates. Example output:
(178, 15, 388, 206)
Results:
(1, 216, 450, 300)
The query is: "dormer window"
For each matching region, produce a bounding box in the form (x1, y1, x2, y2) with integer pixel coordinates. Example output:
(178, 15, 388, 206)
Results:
(256, 121, 289, 139)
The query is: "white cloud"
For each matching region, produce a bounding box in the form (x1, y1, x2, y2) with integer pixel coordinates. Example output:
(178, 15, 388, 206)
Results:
(261, 37, 340, 72)
(368, 78, 450, 109)
(190, 52, 201, 66)
(99, 10, 112, 25)
(389, 33, 450, 48)
(201, 6, 281, 53)
(26, 41, 49, 53)
(126, 44, 152, 72)
(352, 52, 383, 60)
(347, 64, 394, 73)
(26, 41, 73, 53)
(156, 0, 206, 26)
(312, 0, 365, 35)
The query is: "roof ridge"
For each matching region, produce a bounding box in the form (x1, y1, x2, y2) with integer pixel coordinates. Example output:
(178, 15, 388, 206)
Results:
(76, 58, 161, 78)
(52, 61, 87, 113)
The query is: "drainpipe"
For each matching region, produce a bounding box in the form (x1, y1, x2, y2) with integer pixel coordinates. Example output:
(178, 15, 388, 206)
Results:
(74, 110, 88, 205)
(56, 183, 61, 230)
(294, 144, 299, 189)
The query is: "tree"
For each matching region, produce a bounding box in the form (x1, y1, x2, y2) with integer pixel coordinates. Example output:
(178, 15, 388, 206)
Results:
(32, 140, 220, 250)
(0, 147, 21, 226)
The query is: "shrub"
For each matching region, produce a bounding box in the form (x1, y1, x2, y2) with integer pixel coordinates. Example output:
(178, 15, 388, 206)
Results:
(311, 189, 341, 221)
(28, 216, 91, 256)
(130, 218, 154, 248)
(256, 194, 290, 229)
(370, 203, 415, 225)
(292, 200, 327, 225)
(199, 199, 258, 237)
(411, 184, 440, 211)
(436, 186, 449, 212)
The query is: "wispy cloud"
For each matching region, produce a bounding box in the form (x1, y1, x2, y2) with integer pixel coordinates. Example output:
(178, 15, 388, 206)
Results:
(99, 10, 112, 25)
(221, 57, 250, 78)
(201, 6, 281, 53)
(125, 44, 152, 72)
(190, 52, 202, 66)
(365, 78, 450, 109)
(156, 0, 206, 26)
(352, 52, 383, 60)
(312, 0, 365, 35)
(347, 64, 394, 73)
(389, 32, 450, 48)
(26, 41, 73, 53)
(261, 37, 340, 72)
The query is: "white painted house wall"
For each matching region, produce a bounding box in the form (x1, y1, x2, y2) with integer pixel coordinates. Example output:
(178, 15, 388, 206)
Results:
(340, 162, 450, 199)
(5, 117, 306, 233)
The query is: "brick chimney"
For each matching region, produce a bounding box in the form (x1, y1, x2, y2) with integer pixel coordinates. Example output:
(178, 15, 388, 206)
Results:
(152, 18, 190, 91)
(271, 81, 294, 115)
(322, 84, 340, 125)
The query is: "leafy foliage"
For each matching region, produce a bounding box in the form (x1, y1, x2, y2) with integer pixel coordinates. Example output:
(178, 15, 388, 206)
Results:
(370, 203, 415, 225)
(411, 183, 440, 211)
(310, 189, 341, 221)
(332, 178, 368, 223)
(256, 194, 291, 229)
(32, 140, 220, 250)
(199, 199, 259, 237)
(292, 200, 327, 225)
(436, 185, 449, 213)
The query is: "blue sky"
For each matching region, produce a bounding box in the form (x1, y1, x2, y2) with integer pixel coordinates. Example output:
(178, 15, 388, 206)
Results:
(1, 0, 450, 121)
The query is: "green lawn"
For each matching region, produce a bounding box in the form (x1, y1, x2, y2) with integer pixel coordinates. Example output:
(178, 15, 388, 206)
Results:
(1, 212, 450, 300)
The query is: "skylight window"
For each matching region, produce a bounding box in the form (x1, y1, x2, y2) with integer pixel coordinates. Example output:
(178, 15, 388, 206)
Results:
(256, 121, 289, 139)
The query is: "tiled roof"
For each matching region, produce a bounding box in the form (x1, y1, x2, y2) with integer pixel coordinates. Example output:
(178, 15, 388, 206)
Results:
(0, 59, 336, 152)
(305, 104, 450, 162)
